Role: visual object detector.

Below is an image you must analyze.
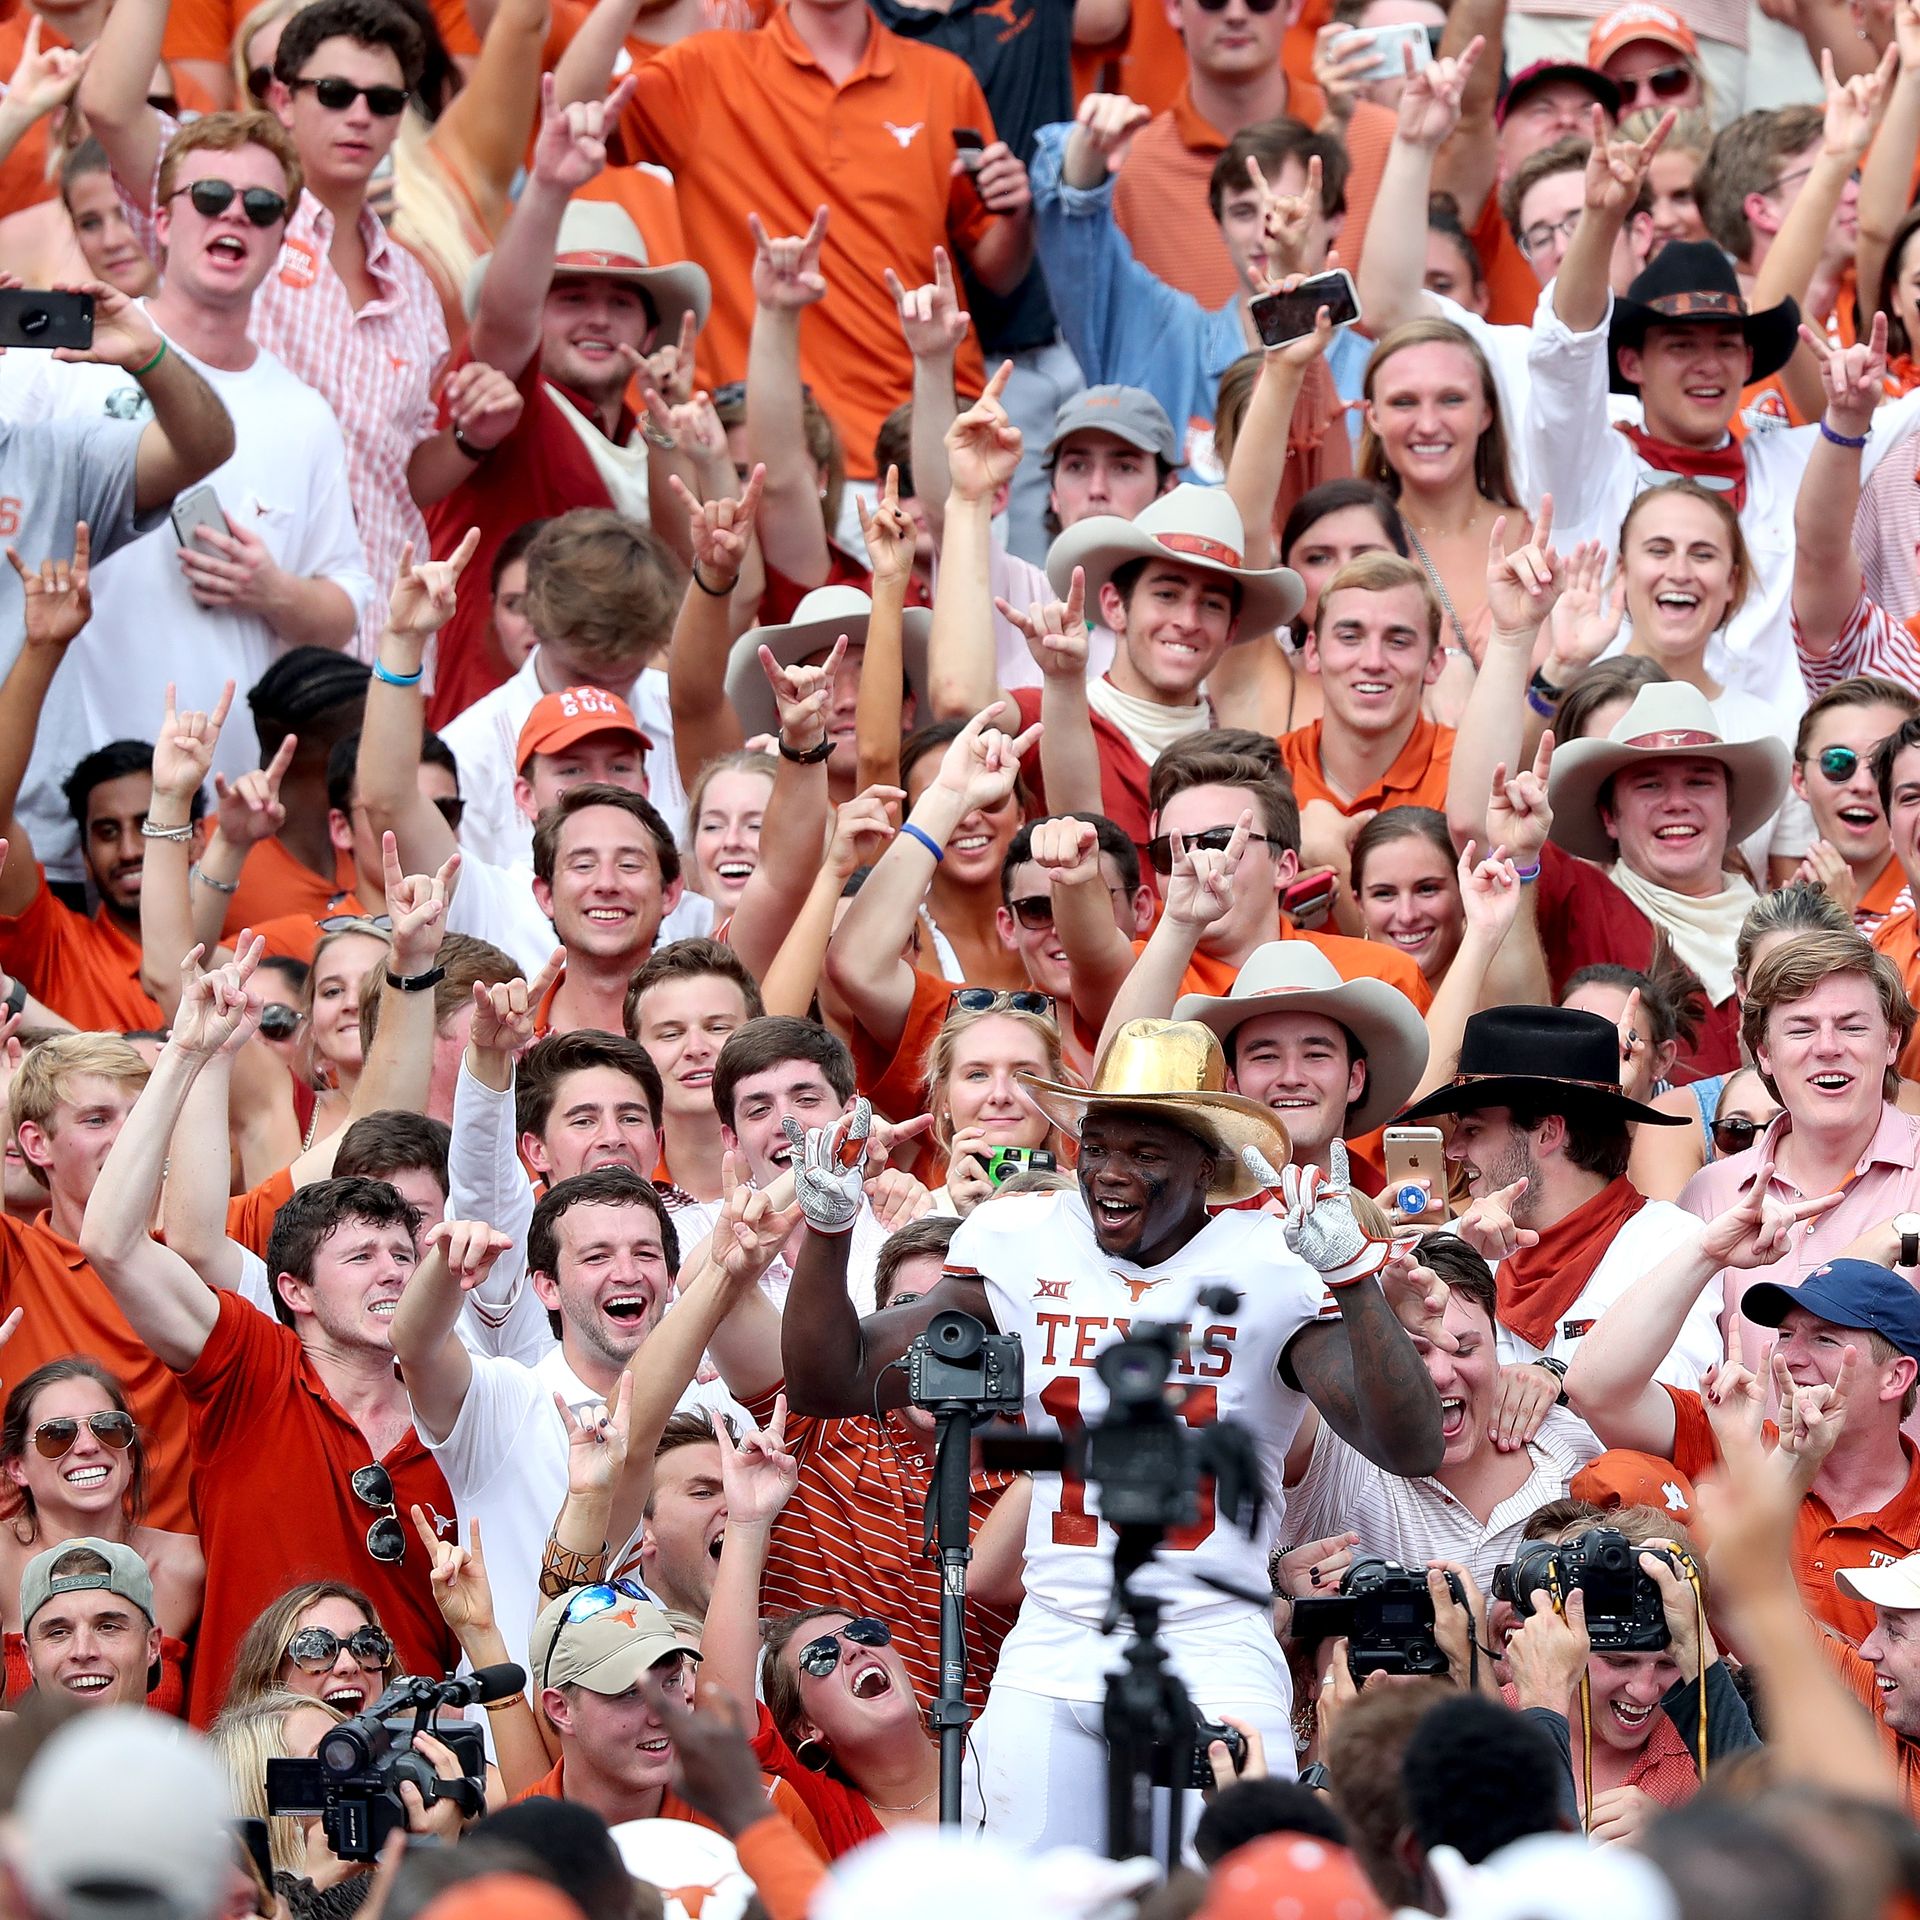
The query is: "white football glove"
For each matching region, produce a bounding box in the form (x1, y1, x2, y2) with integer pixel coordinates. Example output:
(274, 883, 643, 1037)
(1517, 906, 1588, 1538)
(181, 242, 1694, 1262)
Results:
(785, 1100, 871, 1235)
(1249, 1139, 1390, 1289)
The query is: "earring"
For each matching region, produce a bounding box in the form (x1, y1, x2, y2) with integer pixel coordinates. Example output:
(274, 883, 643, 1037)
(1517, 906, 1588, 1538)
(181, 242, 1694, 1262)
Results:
(794, 1736, 831, 1773)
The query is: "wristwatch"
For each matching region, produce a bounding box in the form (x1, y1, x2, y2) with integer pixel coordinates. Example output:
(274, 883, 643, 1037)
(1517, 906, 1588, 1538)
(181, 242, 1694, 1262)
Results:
(1895, 1213, 1920, 1268)
(1535, 1355, 1571, 1406)
(386, 965, 446, 994)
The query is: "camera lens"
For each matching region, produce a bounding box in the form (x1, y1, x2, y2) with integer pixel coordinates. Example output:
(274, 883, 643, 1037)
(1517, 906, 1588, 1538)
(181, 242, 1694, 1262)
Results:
(1098, 1341, 1171, 1403)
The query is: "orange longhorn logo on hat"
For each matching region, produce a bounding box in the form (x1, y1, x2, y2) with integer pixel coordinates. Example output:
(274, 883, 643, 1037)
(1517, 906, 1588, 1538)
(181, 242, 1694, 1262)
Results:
(606, 1603, 641, 1630)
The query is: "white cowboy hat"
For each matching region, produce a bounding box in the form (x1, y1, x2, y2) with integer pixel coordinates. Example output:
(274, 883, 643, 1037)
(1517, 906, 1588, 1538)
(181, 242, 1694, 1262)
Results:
(724, 585, 933, 740)
(1171, 941, 1431, 1136)
(1045, 484, 1304, 639)
(465, 200, 711, 344)
(1545, 680, 1792, 863)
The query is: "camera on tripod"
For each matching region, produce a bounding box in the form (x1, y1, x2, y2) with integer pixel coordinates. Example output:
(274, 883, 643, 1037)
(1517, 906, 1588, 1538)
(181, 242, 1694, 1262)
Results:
(1492, 1527, 1694, 1653)
(1290, 1554, 1467, 1677)
(907, 1309, 1025, 1411)
(266, 1664, 522, 1859)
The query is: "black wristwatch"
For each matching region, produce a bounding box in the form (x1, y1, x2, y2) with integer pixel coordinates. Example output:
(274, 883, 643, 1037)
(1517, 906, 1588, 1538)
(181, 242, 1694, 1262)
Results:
(1897, 1213, 1920, 1268)
(1535, 1355, 1570, 1406)
(386, 964, 446, 993)
(777, 734, 834, 765)
(2, 977, 24, 1020)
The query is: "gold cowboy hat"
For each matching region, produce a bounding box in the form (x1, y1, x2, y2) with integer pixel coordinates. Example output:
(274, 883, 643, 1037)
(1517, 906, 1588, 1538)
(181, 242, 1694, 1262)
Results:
(1016, 1019, 1292, 1203)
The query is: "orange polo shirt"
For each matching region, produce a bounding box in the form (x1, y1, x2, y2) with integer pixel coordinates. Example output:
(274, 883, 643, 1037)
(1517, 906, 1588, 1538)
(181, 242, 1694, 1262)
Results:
(1823, 1635, 1920, 1817)
(1666, 1385, 1920, 1644)
(1874, 905, 1920, 1081)
(1110, 82, 1394, 313)
(1277, 715, 1455, 818)
(222, 839, 356, 945)
(0, 871, 163, 1034)
(609, 5, 995, 480)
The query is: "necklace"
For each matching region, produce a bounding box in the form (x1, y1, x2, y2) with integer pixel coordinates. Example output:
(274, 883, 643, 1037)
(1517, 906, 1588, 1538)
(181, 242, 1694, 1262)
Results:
(867, 1782, 938, 1813)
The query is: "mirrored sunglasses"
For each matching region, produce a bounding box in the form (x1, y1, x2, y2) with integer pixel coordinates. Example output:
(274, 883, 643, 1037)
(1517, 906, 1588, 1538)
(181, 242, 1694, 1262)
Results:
(797, 1616, 892, 1678)
(286, 1624, 393, 1673)
(350, 1462, 404, 1564)
(32, 1411, 135, 1458)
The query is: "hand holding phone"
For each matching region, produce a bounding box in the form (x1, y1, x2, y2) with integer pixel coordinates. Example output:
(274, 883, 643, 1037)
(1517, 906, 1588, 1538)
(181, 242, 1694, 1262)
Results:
(1250, 270, 1362, 349)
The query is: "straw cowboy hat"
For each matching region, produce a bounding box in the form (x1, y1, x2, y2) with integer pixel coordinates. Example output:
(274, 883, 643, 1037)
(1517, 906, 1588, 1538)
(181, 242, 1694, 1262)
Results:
(1045, 484, 1304, 639)
(1016, 1018, 1293, 1203)
(465, 201, 711, 344)
(1545, 680, 1792, 863)
(1171, 942, 1431, 1136)
(1395, 1005, 1690, 1128)
(723, 586, 933, 740)
(1607, 240, 1797, 397)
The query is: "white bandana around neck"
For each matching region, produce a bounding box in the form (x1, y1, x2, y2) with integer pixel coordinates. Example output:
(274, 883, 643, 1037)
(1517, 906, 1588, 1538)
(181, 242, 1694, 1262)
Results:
(545, 382, 650, 521)
(1086, 675, 1212, 767)
(1607, 860, 1757, 1004)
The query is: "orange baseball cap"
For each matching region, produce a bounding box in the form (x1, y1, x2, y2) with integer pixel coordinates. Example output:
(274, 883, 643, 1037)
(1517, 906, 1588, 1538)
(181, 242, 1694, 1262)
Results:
(516, 686, 653, 773)
(1198, 1836, 1387, 1920)
(1588, 1, 1699, 67)
(1570, 1449, 1698, 1525)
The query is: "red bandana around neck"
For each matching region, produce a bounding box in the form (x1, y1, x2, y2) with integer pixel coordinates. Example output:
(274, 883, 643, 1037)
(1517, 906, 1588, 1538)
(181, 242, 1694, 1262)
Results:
(1618, 423, 1748, 513)
(1498, 1175, 1648, 1352)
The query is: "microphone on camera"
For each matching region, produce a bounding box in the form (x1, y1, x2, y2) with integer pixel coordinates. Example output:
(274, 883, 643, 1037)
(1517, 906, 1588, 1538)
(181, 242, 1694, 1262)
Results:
(440, 1662, 526, 1705)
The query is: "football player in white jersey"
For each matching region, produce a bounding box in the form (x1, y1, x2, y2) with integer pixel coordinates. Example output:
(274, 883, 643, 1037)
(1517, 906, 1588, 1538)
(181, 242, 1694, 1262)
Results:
(781, 1018, 1446, 1853)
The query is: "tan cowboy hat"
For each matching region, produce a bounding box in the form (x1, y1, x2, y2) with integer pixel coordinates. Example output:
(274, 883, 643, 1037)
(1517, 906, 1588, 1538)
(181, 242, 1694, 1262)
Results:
(1171, 942, 1431, 1136)
(724, 586, 933, 740)
(1045, 484, 1304, 639)
(1546, 680, 1792, 863)
(464, 201, 712, 344)
(1017, 1019, 1292, 1203)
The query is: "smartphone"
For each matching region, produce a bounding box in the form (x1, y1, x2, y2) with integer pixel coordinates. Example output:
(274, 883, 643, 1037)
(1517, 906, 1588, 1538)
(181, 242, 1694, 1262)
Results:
(953, 126, 985, 172)
(986, 1145, 1055, 1187)
(170, 483, 227, 550)
(1250, 269, 1363, 348)
(1382, 1125, 1450, 1226)
(1281, 864, 1337, 931)
(0, 288, 93, 351)
(1329, 20, 1433, 80)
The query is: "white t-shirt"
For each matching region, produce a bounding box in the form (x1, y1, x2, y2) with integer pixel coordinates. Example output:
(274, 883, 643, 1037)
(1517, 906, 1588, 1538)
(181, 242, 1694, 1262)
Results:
(0, 331, 372, 881)
(440, 652, 689, 870)
(959, 1190, 1328, 1699)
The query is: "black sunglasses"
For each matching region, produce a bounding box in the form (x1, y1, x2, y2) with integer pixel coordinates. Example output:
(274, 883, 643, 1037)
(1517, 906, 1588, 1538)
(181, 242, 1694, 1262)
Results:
(540, 1579, 650, 1694)
(258, 1002, 301, 1040)
(1711, 1115, 1767, 1157)
(797, 1616, 892, 1677)
(285, 1624, 393, 1673)
(350, 1463, 405, 1563)
(1194, 0, 1283, 12)
(1807, 744, 1872, 785)
(246, 63, 273, 102)
(1144, 825, 1280, 875)
(946, 986, 1055, 1017)
(432, 794, 464, 830)
(1614, 63, 1694, 102)
(1009, 887, 1128, 932)
(32, 1410, 135, 1458)
(290, 75, 409, 116)
(169, 179, 288, 228)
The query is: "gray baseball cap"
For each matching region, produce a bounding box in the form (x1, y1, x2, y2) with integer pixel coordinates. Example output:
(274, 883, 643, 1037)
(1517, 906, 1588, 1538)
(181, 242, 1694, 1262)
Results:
(21, 1536, 156, 1630)
(1044, 385, 1179, 465)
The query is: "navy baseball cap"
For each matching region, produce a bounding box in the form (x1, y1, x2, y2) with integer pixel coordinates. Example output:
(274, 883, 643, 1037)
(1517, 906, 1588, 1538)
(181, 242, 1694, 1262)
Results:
(1741, 1259, 1920, 1358)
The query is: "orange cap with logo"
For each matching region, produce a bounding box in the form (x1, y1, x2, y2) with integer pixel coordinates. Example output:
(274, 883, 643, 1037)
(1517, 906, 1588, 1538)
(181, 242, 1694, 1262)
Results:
(516, 686, 653, 774)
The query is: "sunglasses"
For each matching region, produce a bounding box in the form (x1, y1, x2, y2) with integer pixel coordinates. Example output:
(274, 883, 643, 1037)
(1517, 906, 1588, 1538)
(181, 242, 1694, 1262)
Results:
(32, 1410, 134, 1458)
(946, 986, 1055, 1017)
(1612, 63, 1693, 103)
(1144, 825, 1281, 876)
(246, 63, 273, 102)
(258, 1002, 301, 1040)
(1008, 887, 1129, 932)
(1806, 744, 1871, 785)
(290, 75, 409, 116)
(796, 1616, 892, 1677)
(317, 913, 393, 935)
(168, 179, 288, 228)
(540, 1579, 650, 1693)
(432, 795, 464, 830)
(1711, 1115, 1767, 1157)
(285, 1624, 393, 1674)
(1193, 0, 1284, 12)
(350, 1463, 405, 1564)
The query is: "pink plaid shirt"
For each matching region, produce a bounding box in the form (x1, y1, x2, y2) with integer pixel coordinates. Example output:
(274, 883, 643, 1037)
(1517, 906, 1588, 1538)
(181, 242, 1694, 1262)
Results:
(121, 122, 447, 656)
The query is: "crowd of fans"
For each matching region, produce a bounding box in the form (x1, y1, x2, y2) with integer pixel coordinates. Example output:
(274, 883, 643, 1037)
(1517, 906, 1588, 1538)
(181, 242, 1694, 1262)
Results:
(3, 0, 1920, 1911)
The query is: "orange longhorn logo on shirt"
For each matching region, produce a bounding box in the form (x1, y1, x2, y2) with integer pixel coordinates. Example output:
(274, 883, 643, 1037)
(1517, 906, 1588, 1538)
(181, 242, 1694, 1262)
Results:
(1119, 1275, 1161, 1302)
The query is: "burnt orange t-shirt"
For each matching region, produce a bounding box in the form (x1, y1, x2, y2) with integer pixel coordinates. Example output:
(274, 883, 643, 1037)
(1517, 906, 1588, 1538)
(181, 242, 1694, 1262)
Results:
(1144, 920, 1434, 1011)
(0, 1211, 195, 1533)
(1875, 905, 1920, 1081)
(848, 965, 953, 1125)
(1474, 196, 1544, 329)
(0, 10, 66, 221)
(0, 871, 164, 1034)
(1277, 715, 1455, 817)
(511, 1753, 828, 1857)
(225, 1165, 295, 1260)
(222, 839, 356, 945)
(1666, 1384, 1920, 1644)
(1111, 83, 1394, 313)
(609, 5, 995, 480)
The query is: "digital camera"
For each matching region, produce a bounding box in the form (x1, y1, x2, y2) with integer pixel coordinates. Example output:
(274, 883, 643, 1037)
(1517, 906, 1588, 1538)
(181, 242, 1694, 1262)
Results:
(1492, 1527, 1693, 1653)
(1290, 1553, 1467, 1677)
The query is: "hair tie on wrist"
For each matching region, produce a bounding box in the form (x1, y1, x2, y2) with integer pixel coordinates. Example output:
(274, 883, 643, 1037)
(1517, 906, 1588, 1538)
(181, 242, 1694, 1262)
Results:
(899, 821, 944, 863)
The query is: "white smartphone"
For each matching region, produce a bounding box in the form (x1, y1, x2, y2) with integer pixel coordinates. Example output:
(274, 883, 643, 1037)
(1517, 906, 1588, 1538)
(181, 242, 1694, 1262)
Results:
(170, 483, 226, 550)
(1331, 20, 1434, 80)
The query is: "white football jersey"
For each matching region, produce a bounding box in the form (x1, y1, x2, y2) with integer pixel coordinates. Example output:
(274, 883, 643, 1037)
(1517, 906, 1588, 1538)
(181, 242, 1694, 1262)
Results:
(951, 1190, 1334, 1631)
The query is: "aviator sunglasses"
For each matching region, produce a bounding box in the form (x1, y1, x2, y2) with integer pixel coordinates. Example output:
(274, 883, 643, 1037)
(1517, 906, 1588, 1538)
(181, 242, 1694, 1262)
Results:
(796, 1616, 893, 1677)
(32, 1410, 134, 1458)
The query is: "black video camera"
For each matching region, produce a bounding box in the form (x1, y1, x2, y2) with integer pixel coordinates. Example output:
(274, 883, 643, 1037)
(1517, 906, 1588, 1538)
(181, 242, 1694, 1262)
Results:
(266, 1665, 521, 1859)
(1290, 1554, 1466, 1677)
(1492, 1527, 1694, 1653)
(907, 1309, 1025, 1412)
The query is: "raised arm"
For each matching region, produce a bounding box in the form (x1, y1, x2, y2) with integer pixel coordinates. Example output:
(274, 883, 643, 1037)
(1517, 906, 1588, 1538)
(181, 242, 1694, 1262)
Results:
(927, 364, 1023, 721)
(0, 24, 92, 174)
(1792, 320, 1885, 658)
(426, 0, 551, 212)
(745, 207, 832, 589)
(1553, 108, 1673, 333)
(666, 469, 762, 790)
(1356, 41, 1482, 338)
(1032, 816, 1138, 1038)
(392, 1219, 512, 1442)
(158, 1015, 260, 1295)
(1427, 0, 1504, 220)
(758, 788, 899, 1023)
(0, 530, 90, 918)
(855, 476, 912, 798)
(1857, 0, 1920, 315)
(74, 0, 167, 208)
(955, 127, 1034, 299)
(81, 943, 268, 1372)
(888, 252, 971, 545)
(137, 681, 232, 1019)
(997, 565, 1102, 817)
(551, 0, 643, 112)
(700, 1401, 798, 1707)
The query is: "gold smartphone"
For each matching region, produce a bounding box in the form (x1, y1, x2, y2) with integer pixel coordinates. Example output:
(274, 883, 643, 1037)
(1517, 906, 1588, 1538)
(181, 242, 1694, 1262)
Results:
(1381, 1125, 1450, 1226)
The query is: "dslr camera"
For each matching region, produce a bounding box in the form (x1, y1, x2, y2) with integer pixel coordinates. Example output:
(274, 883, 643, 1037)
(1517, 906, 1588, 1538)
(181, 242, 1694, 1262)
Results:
(1492, 1527, 1695, 1653)
(1149, 1711, 1249, 1790)
(907, 1310, 1025, 1412)
(266, 1666, 519, 1859)
(1289, 1554, 1467, 1678)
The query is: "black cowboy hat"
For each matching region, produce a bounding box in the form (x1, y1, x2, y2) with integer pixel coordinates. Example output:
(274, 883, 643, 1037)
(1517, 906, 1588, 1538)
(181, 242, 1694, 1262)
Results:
(1607, 240, 1800, 396)
(1395, 1006, 1690, 1127)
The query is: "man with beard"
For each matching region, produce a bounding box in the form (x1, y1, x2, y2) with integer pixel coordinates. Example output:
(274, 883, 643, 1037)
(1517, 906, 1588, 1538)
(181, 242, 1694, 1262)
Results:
(784, 1019, 1444, 1848)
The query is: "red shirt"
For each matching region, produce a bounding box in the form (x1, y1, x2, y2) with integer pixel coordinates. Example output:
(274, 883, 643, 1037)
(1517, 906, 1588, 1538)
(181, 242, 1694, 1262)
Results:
(424, 356, 634, 729)
(1009, 685, 1155, 850)
(179, 1292, 458, 1724)
(0, 872, 162, 1034)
